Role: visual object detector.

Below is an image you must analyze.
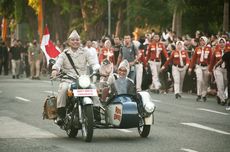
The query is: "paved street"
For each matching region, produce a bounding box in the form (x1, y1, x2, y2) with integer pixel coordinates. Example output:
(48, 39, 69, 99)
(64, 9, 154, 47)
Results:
(0, 75, 229, 152)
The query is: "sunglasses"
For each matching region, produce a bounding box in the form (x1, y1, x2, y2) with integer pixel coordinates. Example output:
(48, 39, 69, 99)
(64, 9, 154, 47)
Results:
(119, 68, 127, 72)
(70, 39, 80, 41)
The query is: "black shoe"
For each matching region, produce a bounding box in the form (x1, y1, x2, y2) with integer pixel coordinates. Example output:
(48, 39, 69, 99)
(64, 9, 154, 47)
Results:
(175, 93, 181, 99)
(221, 101, 226, 106)
(55, 117, 64, 126)
(56, 107, 66, 126)
(227, 99, 230, 106)
(216, 96, 221, 104)
(12, 75, 15, 79)
(34, 77, 40, 80)
(155, 89, 160, 94)
(196, 95, 201, 102)
(202, 96, 207, 102)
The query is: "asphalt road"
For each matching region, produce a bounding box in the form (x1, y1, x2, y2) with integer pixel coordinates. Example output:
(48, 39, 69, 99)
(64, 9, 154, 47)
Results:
(0, 75, 229, 152)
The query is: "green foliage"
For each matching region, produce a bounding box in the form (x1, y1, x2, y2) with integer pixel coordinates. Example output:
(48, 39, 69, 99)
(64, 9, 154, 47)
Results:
(0, 0, 227, 41)
(53, 0, 72, 14)
(0, 0, 15, 18)
(184, 0, 224, 35)
(15, 0, 27, 23)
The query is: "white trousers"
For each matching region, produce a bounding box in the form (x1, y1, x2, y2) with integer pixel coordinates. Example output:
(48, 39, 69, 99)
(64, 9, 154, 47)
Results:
(30, 60, 41, 77)
(195, 65, 209, 97)
(149, 61, 161, 89)
(172, 65, 187, 94)
(11, 59, 20, 76)
(213, 67, 228, 102)
(135, 63, 143, 91)
(57, 81, 70, 108)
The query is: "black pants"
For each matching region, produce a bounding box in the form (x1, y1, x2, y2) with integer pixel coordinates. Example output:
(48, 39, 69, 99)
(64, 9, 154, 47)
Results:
(227, 71, 230, 99)
(0, 59, 8, 75)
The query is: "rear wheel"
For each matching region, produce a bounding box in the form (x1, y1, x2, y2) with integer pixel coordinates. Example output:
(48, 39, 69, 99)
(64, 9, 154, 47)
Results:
(66, 111, 78, 138)
(81, 105, 94, 142)
(66, 126, 78, 138)
(138, 118, 151, 137)
(65, 108, 78, 138)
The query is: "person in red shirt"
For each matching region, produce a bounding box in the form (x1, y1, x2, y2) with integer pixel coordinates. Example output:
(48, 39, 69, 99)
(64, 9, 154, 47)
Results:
(209, 38, 228, 105)
(98, 39, 115, 64)
(146, 33, 169, 93)
(135, 43, 147, 91)
(188, 36, 212, 102)
(161, 41, 190, 99)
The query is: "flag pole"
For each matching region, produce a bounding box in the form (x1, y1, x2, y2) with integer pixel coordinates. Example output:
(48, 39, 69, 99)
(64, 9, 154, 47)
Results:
(38, 0, 43, 43)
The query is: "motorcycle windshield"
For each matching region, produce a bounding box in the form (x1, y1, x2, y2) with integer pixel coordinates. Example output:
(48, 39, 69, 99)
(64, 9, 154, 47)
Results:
(111, 78, 136, 95)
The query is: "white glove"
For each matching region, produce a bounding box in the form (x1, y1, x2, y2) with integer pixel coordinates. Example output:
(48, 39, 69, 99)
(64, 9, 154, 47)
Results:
(92, 64, 100, 71)
(51, 70, 58, 78)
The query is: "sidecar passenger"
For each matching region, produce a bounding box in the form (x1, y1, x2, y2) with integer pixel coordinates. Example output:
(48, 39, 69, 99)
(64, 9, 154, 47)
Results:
(106, 60, 155, 116)
(107, 60, 136, 96)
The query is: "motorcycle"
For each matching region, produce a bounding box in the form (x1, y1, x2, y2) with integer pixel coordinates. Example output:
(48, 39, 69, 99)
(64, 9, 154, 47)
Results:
(54, 71, 97, 142)
(46, 59, 156, 142)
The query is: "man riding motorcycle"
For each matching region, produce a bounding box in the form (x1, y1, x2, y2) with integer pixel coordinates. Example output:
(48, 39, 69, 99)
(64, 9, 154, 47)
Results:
(51, 30, 100, 125)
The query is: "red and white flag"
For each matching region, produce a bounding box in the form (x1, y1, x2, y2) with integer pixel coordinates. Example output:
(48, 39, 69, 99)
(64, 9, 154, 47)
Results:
(40, 26, 61, 64)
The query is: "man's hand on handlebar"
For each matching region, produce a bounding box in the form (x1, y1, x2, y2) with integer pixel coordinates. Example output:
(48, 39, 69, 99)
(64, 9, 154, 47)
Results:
(51, 69, 58, 79)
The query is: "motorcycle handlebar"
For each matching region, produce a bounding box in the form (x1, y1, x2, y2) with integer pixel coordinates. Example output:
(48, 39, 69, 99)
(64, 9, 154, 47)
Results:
(50, 70, 98, 81)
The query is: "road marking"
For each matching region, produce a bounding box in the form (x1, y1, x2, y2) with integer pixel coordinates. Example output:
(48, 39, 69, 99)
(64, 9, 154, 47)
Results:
(15, 96, 31, 102)
(43, 90, 58, 95)
(0, 116, 58, 138)
(152, 99, 161, 103)
(197, 108, 229, 116)
(116, 129, 132, 133)
(181, 123, 230, 135)
(41, 80, 52, 84)
(180, 148, 198, 152)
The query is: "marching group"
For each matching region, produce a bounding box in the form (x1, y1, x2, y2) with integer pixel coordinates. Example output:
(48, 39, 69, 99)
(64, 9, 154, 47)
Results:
(0, 29, 230, 111)
(81, 30, 230, 111)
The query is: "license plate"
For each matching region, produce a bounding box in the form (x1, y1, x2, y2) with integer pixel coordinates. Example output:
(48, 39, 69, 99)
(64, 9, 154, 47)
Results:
(73, 89, 98, 97)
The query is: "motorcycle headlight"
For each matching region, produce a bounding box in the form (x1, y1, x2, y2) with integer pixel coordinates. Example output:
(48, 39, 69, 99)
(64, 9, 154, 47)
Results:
(79, 75, 91, 88)
(144, 102, 156, 114)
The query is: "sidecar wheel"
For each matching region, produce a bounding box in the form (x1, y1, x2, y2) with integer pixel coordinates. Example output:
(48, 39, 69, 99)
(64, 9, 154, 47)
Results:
(81, 105, 94, 142)
(66, 127, 78, 138)
(138, 124, 151, 138)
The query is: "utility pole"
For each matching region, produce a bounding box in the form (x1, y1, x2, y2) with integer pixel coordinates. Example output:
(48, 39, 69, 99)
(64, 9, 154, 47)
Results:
(108, 0, 111, 36)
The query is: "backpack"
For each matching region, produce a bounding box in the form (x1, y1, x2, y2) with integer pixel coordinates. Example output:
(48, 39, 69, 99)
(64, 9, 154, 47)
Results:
(43, 96, 57, 120)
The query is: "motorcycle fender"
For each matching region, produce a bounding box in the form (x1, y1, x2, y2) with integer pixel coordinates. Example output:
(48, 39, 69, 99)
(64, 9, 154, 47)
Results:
(82, 97, 93, 105)
(144, 114, 154, 125)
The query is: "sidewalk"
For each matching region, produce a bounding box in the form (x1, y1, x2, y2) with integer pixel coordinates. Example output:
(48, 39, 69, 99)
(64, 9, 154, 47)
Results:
(0, 73, 50, 81)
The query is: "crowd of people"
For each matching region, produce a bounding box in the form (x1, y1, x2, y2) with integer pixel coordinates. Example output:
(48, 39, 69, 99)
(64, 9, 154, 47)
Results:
(0, 29, 230, 111)
(0, 39, 44, 79)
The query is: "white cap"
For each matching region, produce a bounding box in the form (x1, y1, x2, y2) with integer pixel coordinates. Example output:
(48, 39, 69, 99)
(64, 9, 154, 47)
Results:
(218, 37, 226, 44)
(200, 36, 208, 45)
(176, 41, 184, 47)
(68, 30, 80, 39)
(118, 59, 130, 76)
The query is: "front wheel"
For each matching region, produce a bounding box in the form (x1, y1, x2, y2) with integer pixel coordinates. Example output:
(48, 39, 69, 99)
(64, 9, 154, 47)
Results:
(138, 118, 151, 137)
(81, 105, 94, 142)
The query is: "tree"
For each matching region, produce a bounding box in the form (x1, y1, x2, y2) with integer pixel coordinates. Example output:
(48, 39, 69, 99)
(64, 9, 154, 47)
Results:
(168, 0, 186, 37)
(223, 0, 229, 32)
(0, 0, 15, 42)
